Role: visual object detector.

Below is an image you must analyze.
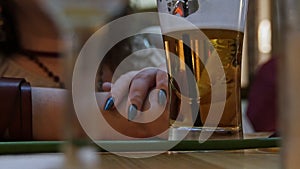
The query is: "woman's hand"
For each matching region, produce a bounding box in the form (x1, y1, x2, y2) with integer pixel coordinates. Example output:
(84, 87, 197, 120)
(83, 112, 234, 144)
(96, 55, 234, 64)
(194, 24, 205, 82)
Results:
(98, 67, 170, 139)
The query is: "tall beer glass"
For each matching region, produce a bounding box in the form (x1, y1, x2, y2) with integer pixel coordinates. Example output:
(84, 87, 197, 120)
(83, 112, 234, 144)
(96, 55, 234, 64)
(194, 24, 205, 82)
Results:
(157, 0, 248, 140)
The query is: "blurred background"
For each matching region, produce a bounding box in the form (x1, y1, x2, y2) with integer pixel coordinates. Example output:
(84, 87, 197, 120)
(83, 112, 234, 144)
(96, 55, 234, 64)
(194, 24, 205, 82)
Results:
(0, 0, 279, 134)
(1, 0, 299, 168)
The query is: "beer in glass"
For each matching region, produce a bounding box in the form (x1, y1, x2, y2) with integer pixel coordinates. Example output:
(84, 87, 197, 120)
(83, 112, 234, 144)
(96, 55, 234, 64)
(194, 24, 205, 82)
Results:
(157, 0, 248, 140)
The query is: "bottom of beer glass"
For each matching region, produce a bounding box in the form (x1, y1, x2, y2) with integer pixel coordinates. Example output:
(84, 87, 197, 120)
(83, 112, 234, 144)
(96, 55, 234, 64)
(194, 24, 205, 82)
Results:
(168, 126, 243, 141)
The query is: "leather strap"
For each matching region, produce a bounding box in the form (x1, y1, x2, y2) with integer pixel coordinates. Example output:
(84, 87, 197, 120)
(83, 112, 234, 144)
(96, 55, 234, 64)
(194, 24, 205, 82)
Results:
(20, 82, 32, 140)
(0, 77, 32, 140)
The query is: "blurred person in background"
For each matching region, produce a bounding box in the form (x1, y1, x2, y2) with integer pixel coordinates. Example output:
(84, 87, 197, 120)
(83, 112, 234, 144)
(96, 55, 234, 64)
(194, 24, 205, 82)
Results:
(246, 57, 278, 136)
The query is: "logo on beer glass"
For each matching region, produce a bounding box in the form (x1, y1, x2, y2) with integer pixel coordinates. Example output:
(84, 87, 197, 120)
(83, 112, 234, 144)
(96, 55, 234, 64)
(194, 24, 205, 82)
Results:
(72, 11, 236, 158)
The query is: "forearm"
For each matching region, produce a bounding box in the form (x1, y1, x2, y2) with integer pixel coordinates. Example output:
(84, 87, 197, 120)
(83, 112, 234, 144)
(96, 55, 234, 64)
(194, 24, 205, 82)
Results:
(31, 87, 134, 140)
(31, 87, 169, 140)
(31, 87, 72, 140)
(31, 87, 127, 140)
(31, 87, 64, 140)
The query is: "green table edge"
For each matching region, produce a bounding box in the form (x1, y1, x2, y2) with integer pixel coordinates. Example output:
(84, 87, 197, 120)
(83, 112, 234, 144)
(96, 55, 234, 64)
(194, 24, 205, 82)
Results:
(0, 137, 280, 154)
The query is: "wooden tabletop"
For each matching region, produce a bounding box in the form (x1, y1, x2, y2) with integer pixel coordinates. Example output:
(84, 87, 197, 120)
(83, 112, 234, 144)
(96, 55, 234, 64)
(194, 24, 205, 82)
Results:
(0, 148, 280, 169)
(0, 136, 280, 169)
(98, 149, 280, 169)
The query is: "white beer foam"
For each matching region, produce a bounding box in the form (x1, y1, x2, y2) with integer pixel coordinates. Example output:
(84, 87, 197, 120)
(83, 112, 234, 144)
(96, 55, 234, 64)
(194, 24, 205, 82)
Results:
(157, 0, 248, 33)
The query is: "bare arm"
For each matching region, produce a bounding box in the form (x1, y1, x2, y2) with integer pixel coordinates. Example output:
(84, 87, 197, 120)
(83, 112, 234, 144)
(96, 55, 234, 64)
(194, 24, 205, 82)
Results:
(31, 86, 169, 141)
(31, 87, 70, 140)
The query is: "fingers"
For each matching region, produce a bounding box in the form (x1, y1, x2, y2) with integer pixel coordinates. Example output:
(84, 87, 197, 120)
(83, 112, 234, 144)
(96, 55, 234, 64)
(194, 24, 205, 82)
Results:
(103, 67, 169, 122)
(156, 69, 168, 105)
(102, 82, 112, 92)
(128, 68, 158, 111)
(100, 68, 170, 138)
(111, 71, 138, 105)
(128, 68, 168, 121)
(103, 71, 138, 111)
(128, 68, 168, 110)
(102, 82, 115, 110)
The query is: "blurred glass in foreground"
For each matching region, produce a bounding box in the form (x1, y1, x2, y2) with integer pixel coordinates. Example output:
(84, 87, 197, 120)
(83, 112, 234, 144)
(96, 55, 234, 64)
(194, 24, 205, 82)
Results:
(278, 0, 300, 169)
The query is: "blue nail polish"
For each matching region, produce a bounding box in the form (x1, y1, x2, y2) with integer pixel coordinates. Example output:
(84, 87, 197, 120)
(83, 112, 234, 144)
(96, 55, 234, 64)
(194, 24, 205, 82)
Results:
(158, 89, 167, 105)
(104, 97, 114, 110)
(128, 104, 137, 121)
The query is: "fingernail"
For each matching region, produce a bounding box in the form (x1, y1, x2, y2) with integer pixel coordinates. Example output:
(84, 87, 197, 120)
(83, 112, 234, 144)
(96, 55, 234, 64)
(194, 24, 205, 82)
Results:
(104, 97, 114, 110)
(158, 89, 167, 105)
(128, 104, 138, 121)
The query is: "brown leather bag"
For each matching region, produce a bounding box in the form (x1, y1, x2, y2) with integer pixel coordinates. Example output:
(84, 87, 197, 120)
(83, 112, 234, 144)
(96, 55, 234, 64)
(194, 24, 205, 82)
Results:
(0, 77, 32, 140)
